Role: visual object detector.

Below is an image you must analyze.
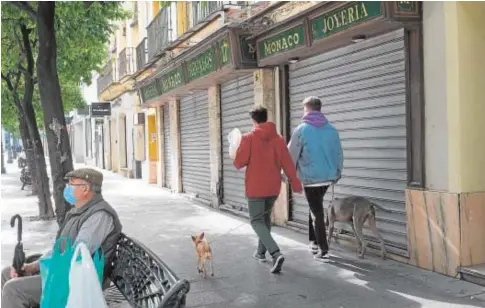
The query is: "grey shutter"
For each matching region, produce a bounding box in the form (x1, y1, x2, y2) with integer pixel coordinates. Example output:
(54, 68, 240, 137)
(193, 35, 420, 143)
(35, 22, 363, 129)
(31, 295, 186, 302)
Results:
(180, 91, 211, 202)
(221, 75, 254, 211)
(163, 104, 172, 189)
(288, 29, 408, 255)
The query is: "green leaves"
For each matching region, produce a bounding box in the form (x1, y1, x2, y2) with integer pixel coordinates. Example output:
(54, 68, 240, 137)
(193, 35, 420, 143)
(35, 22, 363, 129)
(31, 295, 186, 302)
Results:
(55, 1, 130, 85)
(2, 1, 126, 131)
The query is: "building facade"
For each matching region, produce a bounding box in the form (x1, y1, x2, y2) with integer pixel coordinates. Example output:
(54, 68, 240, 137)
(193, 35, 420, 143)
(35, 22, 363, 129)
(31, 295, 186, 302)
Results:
(95, 1, 485, 284)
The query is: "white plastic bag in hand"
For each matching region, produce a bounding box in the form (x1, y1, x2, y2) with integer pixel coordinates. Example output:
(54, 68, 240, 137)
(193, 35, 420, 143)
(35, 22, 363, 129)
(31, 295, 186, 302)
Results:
(228, 128, 242, 159)
(65, 243, 108, 308)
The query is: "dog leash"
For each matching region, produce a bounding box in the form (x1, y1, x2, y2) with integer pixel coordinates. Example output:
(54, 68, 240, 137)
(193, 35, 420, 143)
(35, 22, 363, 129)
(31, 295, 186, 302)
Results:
(207, 207, 275, 246)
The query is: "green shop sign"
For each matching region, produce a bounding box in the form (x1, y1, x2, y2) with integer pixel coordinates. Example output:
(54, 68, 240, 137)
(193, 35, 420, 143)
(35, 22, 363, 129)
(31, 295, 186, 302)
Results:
(141, 82, 160, 102)
(187, 48, 215, 82)
(312, 1, 382, 40)
(216, 37, 231, 67)
(397, 1, 417, 12)
(259, 25, 305, 59)
(159, 66, 185, 93)
(240, 36, 256, 61)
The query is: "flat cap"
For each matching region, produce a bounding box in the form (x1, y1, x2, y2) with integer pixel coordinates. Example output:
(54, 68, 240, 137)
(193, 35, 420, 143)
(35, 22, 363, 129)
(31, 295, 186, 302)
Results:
(65, 168, 103, 186)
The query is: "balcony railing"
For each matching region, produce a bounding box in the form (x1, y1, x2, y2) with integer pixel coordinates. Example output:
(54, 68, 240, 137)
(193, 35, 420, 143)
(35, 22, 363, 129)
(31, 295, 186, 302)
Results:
(191, 1, 243, 26)
(136, 38, 148, 72)
(97, 60, 117, 97)
(147, 7, 173, 61)
(118, 47, 136, 79)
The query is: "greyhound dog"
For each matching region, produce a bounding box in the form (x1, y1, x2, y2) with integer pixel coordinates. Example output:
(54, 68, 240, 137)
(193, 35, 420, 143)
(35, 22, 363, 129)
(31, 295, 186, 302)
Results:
(326, 196, 387, 259)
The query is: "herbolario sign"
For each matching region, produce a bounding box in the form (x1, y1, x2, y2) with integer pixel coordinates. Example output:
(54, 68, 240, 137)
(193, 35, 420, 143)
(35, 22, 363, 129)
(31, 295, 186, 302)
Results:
(140, 34, 256, 104)
(160, 66, 185, 93)
(312, 1, 382, 40)
(258, 25, 305, 59)
(187, 48, 216, 82)
(141, 82, 161, 102)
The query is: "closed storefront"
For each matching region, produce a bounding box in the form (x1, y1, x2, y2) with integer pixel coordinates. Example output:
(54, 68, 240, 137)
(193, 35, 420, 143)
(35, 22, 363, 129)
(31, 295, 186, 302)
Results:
(163, 104, 172, 189)
(220, 75, 254, 211)
(288, 29, 408, 255)
(180, 91, 211, 203)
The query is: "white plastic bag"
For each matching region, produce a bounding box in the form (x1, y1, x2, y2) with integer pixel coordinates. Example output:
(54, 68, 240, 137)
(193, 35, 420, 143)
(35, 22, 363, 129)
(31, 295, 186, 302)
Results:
(228, 128, 242, 159)
(65, 243, 108, 308)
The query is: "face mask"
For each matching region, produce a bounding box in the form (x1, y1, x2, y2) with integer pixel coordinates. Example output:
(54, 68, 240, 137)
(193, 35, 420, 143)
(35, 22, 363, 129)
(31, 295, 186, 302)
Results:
(63, 185, 77, 205)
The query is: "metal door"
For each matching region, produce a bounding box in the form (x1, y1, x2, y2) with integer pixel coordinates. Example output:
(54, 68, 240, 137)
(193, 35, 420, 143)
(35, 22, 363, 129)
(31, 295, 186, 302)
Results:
(288, 29, 408, 255)
(220, 75, 254, 211)
(180, 91, 211, 202)
(163, 104, 172, 189)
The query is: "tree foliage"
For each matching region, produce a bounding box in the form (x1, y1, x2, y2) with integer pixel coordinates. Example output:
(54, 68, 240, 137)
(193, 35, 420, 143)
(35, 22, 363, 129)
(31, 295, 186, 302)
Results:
(1, 2, 128, 130)
(55, 2, 130, 85)
(2, 1, 128, 221)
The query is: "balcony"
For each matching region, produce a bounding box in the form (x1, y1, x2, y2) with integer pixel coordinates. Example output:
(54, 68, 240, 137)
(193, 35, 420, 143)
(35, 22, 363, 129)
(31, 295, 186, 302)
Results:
(97, 60, 118, 97)
(118, 47, 136, 80)
(192, 1, 242, 26)
(147, 7, 173, 62)
(136, 38, 148, 72)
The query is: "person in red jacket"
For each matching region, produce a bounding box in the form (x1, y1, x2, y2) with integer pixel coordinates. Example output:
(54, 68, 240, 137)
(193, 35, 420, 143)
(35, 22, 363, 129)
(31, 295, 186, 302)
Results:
(232, 105, 302, 274)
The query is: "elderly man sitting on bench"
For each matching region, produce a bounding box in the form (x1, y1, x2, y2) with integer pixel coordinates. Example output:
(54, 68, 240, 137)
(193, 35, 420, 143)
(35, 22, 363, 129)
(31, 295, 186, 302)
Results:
(1, 168, 122, 308)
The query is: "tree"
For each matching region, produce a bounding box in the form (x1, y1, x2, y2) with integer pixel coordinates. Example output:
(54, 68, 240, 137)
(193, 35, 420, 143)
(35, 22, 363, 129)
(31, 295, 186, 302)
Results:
(7, 1, 128, 224)
(1, 8, 54, 217)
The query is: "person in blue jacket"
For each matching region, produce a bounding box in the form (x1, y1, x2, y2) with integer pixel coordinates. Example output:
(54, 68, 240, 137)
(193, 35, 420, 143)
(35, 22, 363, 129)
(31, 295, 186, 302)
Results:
(288, 96, 344, 260)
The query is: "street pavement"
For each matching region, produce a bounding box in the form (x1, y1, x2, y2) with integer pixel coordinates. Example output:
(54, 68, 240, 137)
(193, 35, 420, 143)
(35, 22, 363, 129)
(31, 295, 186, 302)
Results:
(1, 162, 485, 307)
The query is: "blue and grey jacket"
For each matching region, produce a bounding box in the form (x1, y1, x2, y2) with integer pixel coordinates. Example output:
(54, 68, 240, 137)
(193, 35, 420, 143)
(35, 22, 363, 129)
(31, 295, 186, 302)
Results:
(288, 111, 344, 185)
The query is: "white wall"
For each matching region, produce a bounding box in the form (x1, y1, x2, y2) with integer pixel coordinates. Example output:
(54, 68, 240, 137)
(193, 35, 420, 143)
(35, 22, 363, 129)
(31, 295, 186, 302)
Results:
(423, 2, 449, 191)
(110, 92, 136, 171)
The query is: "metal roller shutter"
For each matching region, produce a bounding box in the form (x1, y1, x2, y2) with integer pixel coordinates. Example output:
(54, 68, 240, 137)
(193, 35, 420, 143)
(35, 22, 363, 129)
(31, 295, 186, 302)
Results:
(288, 29, 408, 255)
(221, 75, 254, 211)
(180, 91, 211, 202)
(163, 104, 172, 189)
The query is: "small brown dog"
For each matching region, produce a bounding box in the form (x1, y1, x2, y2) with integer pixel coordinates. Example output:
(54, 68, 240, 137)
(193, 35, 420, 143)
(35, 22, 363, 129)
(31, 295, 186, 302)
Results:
(191, 232, 214, 278)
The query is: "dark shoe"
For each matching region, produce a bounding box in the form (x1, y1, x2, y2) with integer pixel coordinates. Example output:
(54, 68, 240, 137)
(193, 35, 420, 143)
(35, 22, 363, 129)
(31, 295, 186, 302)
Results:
(271, 255, 285, 273)
(309, 242, 318, 254)
(314, 250, 329, 261)
(253, 252, 267, 263)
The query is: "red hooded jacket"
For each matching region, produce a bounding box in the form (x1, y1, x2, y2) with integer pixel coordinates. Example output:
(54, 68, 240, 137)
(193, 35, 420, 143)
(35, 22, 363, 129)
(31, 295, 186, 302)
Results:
(233, 122, 302, 198)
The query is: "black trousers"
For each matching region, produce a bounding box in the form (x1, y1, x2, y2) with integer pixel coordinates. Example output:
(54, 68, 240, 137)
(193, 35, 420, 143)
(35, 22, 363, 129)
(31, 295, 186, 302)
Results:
(306, 186, 329, 253)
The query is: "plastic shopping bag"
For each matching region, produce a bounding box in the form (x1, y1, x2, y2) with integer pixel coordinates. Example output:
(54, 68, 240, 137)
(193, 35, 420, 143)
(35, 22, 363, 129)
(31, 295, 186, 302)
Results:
(228, 128, 242, 159)
(40, 236, 74, 308)
(65, 243, 108, 308)
(40, 237, 105, 308)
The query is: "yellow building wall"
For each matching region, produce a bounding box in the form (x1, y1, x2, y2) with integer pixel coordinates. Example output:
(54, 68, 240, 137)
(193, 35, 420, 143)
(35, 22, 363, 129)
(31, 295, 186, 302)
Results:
(152, 1, 161, 16)
(444, 2, 485, 193)
(177, 2, 188, 37)
(147, 114, 158, 162)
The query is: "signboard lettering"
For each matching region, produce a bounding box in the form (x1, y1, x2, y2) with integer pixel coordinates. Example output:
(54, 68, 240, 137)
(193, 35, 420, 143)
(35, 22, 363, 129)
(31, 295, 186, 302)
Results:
(241, 36, 256, 61)
(217, 37, 231, 67)
(140, 82, 160, 102)
(90, 103, 111, 117)
(397, 1, 417, 12)
(160, 66, 185, 93)
(312, 1, 382, 40)
(258, 25, 305, 59)
(187, 48, 215, 82)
